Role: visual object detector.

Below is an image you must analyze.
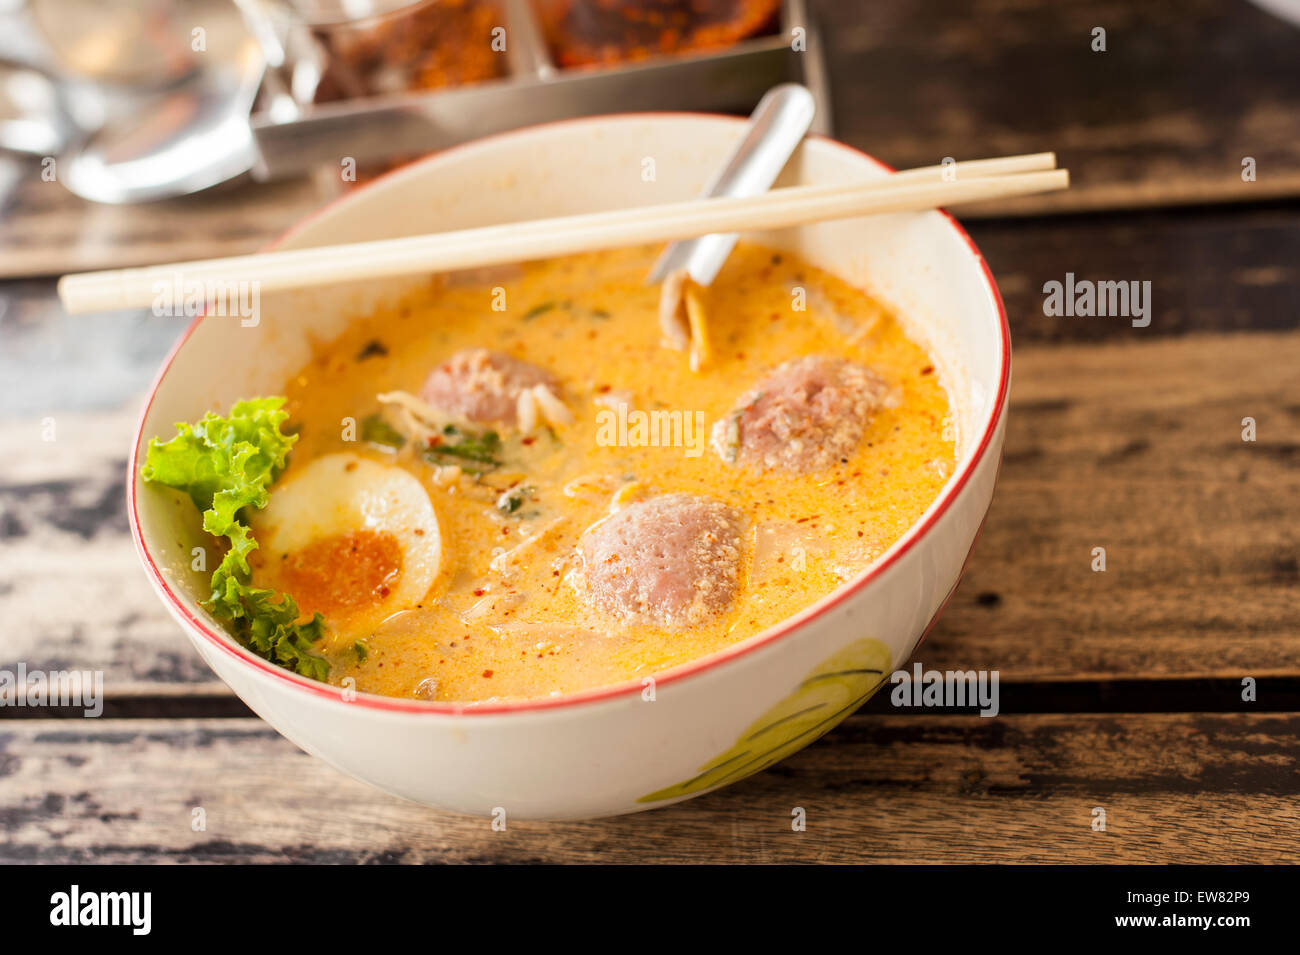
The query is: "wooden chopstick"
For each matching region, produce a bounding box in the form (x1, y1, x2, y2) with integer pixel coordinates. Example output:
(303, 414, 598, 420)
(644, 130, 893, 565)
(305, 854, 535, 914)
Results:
(58, 156, 1066, 314)
(888, 152, 1056, 181)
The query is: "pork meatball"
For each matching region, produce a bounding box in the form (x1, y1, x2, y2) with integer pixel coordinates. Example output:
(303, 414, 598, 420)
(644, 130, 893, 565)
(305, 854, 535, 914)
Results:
(712, 355, 892, 473)
(420, 348, 556, 425)
(577, 494, 744, 630)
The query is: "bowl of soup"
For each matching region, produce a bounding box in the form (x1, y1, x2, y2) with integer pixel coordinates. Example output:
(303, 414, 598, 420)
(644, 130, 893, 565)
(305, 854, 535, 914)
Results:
(130, 114, 1009, 819)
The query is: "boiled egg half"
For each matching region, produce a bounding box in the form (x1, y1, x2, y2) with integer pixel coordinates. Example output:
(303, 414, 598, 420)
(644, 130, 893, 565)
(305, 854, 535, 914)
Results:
(249, 453, 443, 637)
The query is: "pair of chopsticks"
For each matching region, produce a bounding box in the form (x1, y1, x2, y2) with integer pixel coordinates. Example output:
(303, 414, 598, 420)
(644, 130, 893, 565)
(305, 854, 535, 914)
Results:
(57, 152, 1066, 314)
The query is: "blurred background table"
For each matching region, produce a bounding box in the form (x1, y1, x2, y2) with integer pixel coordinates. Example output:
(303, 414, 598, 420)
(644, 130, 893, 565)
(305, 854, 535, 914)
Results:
(1, 0, 1298, 863)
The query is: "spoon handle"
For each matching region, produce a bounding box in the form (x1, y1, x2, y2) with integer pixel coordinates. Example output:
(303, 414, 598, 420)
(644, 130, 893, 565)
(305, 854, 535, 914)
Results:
(647, 83, 816, 285)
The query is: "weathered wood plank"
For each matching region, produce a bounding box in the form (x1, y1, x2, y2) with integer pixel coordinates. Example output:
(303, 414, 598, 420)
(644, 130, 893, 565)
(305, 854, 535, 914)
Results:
(0, 407, 226, 693)
(823, 0, 1300, 217)
(929, 328, 1300, 680)
(2, 0, 1298, 275)
(1, 714, 1296, 863)
(0, 172, 340, 279)
(968, 204, 1300, 344)
(1, 329, 1296, 690)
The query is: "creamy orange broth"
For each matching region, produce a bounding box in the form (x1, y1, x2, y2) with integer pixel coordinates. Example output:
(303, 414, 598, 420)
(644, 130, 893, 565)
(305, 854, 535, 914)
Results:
(262, 242, 954, 702)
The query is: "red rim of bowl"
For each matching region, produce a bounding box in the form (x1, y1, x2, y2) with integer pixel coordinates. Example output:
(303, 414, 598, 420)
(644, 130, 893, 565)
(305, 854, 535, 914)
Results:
(128, 112, 1011, 717)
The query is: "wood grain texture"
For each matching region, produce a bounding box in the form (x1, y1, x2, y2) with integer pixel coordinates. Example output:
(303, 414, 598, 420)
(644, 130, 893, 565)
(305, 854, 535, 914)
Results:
(968, 203, 1300, 343)
(1, 714, 1296, 863)
(3, 0, 1299, 275)
(0, 172, 340, 279)
(0, 408, 226, 693)
(1, 328, 1296, 691)
(927, 328, 1300, 680)
(822, 0, 1300, 217)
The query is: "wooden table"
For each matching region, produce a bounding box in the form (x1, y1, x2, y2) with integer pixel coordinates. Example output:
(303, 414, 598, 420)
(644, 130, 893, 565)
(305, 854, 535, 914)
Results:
(2, 0, 1298, 863)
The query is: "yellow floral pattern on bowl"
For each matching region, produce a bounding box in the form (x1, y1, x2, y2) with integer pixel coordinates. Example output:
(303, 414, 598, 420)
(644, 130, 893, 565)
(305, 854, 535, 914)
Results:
(639, 637, 893, 803)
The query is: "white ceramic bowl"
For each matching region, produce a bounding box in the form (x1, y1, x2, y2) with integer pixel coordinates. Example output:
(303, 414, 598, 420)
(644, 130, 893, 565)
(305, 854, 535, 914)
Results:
(130, 114, 1009, 820)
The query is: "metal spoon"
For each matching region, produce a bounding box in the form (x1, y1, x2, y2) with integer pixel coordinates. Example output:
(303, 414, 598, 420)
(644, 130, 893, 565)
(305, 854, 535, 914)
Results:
(650, 82, 816, 354)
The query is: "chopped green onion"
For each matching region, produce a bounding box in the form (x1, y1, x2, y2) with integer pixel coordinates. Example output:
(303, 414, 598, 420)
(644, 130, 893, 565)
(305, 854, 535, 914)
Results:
(360, 413, 405, 450)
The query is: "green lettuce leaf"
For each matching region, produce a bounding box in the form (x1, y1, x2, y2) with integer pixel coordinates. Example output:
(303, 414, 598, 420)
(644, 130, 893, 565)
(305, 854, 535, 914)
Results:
(143, 397, 328, 681)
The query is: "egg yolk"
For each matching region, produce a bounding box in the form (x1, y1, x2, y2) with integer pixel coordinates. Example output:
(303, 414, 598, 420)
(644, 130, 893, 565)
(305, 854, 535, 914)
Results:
(279, 530, 403, 619)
